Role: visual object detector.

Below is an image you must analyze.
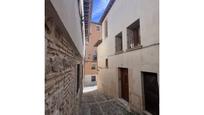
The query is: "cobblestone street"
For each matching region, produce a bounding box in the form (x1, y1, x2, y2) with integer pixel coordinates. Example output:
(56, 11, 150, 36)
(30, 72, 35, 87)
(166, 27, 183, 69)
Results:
(80, 87, 139, 115)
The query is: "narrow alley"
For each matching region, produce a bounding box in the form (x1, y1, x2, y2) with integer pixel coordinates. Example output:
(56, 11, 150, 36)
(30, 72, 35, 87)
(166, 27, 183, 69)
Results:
(2, 0, 204, 115)
(80, 87, 139, 115)
(45, 0, 159, 115)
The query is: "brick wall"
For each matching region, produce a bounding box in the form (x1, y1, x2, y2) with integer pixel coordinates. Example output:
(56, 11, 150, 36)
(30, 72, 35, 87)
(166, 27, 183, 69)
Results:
(45, 1, 83, 115)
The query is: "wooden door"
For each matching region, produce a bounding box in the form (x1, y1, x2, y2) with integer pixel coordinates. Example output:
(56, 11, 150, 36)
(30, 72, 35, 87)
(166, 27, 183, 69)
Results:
(120, 68, 129, 102)
(143, 72, 159, 115)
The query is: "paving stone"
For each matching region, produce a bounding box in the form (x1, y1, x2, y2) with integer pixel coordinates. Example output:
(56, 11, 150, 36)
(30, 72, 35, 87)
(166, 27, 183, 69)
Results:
(103, 94, 113, 100)
(101, 101, 117, 115)
(80, 104, 91, 115)
(80, 90, 139, 115)
(89, 104, 103, 115)
(82, 96, 95, 103)
(94, 95, 106, 102)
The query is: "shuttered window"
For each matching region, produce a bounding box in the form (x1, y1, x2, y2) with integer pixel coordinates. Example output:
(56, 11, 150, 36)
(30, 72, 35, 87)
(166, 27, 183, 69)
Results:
(127, 19, 141, 49)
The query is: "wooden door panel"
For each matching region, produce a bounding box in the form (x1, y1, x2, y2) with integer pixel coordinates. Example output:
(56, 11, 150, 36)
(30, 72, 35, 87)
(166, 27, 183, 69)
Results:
(143, 72, 159, 115)
(121, 68, 129, 102)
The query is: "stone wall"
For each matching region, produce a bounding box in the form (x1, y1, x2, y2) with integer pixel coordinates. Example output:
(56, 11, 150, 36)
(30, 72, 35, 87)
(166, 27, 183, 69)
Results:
(45, 0, 83, 115)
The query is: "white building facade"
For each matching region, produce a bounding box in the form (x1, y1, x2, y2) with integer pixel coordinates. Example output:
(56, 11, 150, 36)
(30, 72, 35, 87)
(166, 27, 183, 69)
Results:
(97, 0, 159, 114)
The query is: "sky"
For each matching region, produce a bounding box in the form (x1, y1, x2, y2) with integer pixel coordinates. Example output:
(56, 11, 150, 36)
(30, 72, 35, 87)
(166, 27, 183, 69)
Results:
(91, 0, 110, 23)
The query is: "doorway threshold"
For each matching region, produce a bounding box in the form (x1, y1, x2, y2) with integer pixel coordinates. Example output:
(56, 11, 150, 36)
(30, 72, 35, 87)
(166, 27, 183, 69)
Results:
(142, 110, 152, 115)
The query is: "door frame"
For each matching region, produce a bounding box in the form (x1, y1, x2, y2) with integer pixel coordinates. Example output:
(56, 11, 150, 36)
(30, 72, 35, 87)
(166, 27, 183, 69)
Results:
(141, 71, 159, 114)
(118, 68, 129, 102)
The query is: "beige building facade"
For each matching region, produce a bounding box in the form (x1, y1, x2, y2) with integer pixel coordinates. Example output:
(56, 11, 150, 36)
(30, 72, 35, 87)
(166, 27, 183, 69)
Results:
(97, 0, 159, 114)
(84, 23, 101, 86)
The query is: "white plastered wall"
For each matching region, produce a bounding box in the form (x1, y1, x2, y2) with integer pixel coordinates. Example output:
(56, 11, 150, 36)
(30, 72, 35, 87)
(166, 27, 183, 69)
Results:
(97, 0, 159, 112)
(50, 0, 84, 57)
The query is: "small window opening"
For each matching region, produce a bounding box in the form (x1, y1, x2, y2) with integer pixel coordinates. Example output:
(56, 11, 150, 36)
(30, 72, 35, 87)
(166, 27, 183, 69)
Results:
(115, 32, 123, 53)
(91, 76, 96, 82)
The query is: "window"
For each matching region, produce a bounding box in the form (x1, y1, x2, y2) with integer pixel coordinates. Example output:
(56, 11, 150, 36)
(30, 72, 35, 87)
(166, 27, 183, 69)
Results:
(85, 50, 89, 60)
(93, 50, 97, 61)
(76, 64, 80, 93)
(115, 32, 123, 53)
(127, 19, 141, 49)
(105, 58, 108, 68)
(96, 26, 100, 31)
(105, 20, 108, 37)
(88, 54, 91, 59)
(91, 63, 96, 70)
(91, 76, 96, 82)
(85, 50, 87, 58)
(86, 37, 89, 42)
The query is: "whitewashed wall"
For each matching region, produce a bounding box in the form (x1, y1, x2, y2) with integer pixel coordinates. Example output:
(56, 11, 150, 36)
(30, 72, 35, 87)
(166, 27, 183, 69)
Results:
(50, 0, 84, 57)
(97, 0, 159, 113)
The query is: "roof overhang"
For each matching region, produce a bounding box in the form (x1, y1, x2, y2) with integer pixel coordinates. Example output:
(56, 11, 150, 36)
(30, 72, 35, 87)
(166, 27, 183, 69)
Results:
(99, 0, 115, 24)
